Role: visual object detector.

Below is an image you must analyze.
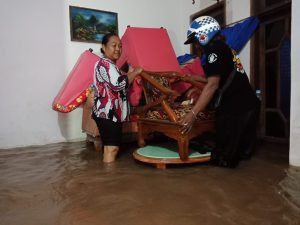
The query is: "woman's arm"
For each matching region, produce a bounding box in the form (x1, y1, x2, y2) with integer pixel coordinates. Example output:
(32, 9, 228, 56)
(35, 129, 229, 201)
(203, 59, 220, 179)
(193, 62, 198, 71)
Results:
(180, 75, 220, 134)
(96, 59, 130, 92)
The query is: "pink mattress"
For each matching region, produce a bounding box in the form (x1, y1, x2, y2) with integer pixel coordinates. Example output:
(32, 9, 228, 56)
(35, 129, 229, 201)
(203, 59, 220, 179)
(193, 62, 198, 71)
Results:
(52, 50, 100, 113)
(117, 27, 205, 106)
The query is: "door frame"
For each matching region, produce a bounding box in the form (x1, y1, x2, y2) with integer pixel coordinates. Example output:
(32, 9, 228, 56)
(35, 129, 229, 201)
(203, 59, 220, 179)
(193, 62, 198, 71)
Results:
(251, 0, 291, 143)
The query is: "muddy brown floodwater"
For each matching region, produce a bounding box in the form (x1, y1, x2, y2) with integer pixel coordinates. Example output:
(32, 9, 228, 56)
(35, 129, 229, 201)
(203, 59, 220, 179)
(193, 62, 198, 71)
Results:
(0, 140, 299, 225)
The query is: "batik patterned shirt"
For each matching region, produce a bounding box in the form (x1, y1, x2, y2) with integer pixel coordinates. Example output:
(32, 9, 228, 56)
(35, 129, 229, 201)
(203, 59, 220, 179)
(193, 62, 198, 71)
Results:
(92, 57, 129, 122)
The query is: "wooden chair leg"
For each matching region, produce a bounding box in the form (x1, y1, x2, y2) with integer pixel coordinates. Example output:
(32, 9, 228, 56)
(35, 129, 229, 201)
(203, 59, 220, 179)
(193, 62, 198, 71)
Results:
(86, 134, 102, 151)
(93, 140, 102, 152)
(137, 129, 146, 147)
(156, 163, 166, 169)
(86, 134, 94, 144)
(178, 137, 189, 160)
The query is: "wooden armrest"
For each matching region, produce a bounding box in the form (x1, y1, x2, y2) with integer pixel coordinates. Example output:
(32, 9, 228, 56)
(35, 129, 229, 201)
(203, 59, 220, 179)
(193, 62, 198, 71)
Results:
(139, 96, 165, 114)
(140, 72, 180, 97)
(139, 96, 178, 123)
(161, 100, 177, 122)
(147, 71, 207, 89)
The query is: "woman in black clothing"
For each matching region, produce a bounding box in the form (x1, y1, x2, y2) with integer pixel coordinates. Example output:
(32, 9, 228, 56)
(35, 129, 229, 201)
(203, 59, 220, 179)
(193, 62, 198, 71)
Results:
(180, 16, 260, 168)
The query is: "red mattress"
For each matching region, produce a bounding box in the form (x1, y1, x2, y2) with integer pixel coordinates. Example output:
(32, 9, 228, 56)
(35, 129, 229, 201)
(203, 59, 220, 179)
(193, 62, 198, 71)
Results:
(117, 27, 205, 106)
(52, 50, 100, 113)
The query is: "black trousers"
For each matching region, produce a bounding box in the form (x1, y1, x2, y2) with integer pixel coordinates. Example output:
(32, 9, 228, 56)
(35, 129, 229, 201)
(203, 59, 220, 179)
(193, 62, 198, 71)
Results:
(212, 106, 260, 168)
(92, 113, 122, 147)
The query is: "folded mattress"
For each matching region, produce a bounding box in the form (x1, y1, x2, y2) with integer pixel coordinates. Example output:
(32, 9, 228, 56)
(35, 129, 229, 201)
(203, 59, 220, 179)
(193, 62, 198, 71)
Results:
(52, 50, 100, 113)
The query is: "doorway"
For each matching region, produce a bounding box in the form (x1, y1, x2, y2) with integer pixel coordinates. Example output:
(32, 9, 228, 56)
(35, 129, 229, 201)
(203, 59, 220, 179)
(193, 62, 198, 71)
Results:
(251, 0, 291, 143)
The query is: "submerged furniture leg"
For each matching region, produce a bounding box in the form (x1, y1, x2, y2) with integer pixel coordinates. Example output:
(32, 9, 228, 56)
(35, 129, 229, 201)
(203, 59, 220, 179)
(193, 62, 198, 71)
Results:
(137, 123, 146, 147)
(156, 163, 166, 169)
(94, 139, 102, 152)
(86, 134, 102, 151)
(178, 136, 189, 160)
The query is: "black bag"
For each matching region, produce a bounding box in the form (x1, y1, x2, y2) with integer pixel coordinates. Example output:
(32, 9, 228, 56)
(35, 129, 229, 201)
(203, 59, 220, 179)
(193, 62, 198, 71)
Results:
(211, 90, 223, 109)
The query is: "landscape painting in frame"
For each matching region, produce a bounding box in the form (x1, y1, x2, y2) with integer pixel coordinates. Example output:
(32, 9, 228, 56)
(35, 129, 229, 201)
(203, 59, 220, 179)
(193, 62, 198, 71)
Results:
(69, 6, 118, 44)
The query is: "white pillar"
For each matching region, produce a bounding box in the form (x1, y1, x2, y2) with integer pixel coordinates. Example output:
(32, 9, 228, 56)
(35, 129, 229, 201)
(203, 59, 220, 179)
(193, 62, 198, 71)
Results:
(290, 0, 300, 166)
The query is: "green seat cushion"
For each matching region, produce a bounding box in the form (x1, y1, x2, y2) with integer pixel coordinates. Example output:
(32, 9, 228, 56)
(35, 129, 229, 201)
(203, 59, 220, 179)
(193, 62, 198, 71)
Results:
(136, 143, 211, 159)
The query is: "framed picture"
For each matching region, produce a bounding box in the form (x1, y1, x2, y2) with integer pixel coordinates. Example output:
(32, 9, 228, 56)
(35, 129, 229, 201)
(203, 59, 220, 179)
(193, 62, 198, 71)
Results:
(69, 6, 118, 44)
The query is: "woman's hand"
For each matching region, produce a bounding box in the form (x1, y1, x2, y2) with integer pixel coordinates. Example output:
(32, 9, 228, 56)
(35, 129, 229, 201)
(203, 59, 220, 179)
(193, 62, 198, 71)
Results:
(128, 65, 143, 75)
(179, 110, 197, 134)
(133, 67, 143, 75)
(180, 76, 220, 134)
(127, 66, 143, 84)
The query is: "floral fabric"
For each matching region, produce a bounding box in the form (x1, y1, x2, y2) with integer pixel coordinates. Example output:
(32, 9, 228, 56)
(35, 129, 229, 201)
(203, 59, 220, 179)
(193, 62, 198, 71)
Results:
(146, 104, 215, 121)
(92, 57, 129, 122)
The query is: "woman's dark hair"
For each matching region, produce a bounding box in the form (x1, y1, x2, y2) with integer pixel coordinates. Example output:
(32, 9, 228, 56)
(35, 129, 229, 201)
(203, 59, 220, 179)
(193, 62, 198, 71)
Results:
(101, 32, 118, 54)
(212, 32, 226, 43)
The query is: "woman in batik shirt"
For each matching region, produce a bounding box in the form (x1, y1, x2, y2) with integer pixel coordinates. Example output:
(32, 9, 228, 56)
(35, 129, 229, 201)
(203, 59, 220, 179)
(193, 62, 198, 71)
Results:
(92, 33, 142, 163)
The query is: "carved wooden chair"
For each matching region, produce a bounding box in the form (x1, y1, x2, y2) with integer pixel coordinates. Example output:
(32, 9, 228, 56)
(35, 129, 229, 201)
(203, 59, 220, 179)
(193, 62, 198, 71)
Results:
(136, 71, 215, 160)
(115, 26, 215, 163)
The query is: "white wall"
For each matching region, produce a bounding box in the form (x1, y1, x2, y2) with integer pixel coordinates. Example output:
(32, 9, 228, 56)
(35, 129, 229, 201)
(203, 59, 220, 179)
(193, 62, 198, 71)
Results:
(0, 0, 200, 148)
(179, 0, 202, 54)
(0, 0, 68, 148)
(290, 0, 300, 166)
(64, 0, 202, 67)
(199, 0, 216, 10)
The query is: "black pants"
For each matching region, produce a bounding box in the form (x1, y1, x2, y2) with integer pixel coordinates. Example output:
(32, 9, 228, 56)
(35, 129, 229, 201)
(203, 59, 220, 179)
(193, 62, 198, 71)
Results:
(212, 107, 260, 168)
(92, 113, 122, 146)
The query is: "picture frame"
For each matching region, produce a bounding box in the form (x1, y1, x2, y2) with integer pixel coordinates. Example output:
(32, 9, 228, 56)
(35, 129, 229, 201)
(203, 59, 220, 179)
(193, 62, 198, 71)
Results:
(69, 6, 118, 44)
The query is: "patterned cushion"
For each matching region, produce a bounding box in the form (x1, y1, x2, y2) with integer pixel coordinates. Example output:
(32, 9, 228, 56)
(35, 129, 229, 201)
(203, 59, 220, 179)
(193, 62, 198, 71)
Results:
(146, 104, 215, 121)
(143, 74, 215, 122)
(144, 75, 174, 103)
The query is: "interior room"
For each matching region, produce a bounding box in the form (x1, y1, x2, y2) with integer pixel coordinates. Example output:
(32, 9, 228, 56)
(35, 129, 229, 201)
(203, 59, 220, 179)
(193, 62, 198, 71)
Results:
(0, 0, 299, 224)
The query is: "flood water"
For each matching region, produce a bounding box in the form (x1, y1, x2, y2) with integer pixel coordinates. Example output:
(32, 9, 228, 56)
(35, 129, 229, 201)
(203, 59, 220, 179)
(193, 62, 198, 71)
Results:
(0, 140, 299, 225)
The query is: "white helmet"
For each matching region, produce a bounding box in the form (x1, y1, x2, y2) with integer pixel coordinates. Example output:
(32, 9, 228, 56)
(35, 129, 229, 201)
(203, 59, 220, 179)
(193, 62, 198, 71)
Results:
(184, 16, 220, 46)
